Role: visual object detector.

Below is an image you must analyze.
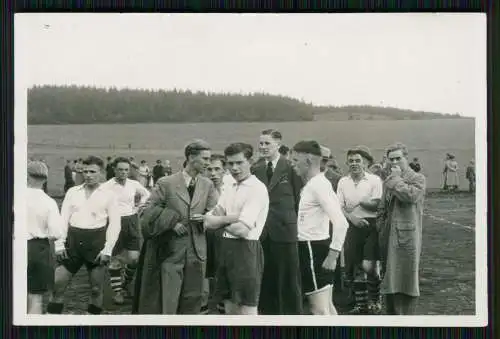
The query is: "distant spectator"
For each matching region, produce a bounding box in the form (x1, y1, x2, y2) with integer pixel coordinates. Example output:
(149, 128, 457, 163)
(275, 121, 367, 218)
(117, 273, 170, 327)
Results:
(327, 155, 343, 176)
(466, 159, 475, 193)
(74, 158, 84, 186)
(64, 160, 75, 193)
(164, 160, 173, 176)
(128, 157, 139, 180)
(278, 145, 290, 159)
(443, 153, 459, 192)
(152, 160, 165, 185)
(409, 157, 421, 173)
(137, 160, 150, 188)
(106, 156, 115, 180)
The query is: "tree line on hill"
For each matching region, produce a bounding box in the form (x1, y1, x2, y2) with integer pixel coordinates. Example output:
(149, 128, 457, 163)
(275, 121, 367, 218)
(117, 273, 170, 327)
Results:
(27, 85, 463, 124)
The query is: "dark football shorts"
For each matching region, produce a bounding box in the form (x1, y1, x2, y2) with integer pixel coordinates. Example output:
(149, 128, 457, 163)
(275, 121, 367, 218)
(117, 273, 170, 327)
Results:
(112, 214, 142, 255)
(61, 226, 107, 274)
(206, 228, 224, 279)
(27, 238, 53, 294)
(343, 217, 380, 273)
(298, 239, 335, 296)
(215, 237, 264, 307)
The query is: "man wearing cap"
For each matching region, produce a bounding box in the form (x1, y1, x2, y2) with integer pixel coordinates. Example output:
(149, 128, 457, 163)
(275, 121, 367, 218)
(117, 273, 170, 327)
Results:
(47, 156, 121, 315)
(253, 129, 304, 315)
(377, 143, 426, 315)
(100, 157, 150, 305)
(203, 143, 269, 315)
(320, 145, 342, 193)
(337, 145, 383, 315)
(26, 161, 65, 314)
(139, 140, 219, 314)
(290, 140, 348, 315)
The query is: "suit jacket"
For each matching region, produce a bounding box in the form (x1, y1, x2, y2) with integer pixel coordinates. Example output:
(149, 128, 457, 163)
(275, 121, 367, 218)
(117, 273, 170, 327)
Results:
(133, 206, 181, 314)
(140, 171, 219, 261)
(252, 156, 303, 242)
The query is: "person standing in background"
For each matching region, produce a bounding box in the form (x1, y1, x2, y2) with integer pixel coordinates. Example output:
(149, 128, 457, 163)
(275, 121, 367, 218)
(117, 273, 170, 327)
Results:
(106, 156, 115, 180)
(101, 157, 150, 305)
(129, 157, 139, 180)
(164, 160, 173, 176)
(466, 159, 475, 193)
(74, 158, 85, 186)
(27, 161, 65, 314)
(443, 153, 459, 192)
(64, 159, 75, 193)
(138, 160, 151, 188)
(152, 160, 165, 185)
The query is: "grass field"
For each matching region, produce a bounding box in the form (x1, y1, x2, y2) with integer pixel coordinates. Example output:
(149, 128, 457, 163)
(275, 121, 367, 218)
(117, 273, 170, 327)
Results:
(27, 119, 475, 196)
(42, 191, 475, 315)
(29, 118, 476, 315)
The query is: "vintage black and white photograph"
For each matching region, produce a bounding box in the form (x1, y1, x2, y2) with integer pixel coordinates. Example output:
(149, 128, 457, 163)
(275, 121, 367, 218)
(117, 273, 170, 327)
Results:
(14, 13, 487, 326)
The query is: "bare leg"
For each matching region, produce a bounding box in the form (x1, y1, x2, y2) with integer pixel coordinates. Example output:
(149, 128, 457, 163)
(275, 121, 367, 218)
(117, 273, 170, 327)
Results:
(224, 299, 238, 315)
(49, 266, 74, 304)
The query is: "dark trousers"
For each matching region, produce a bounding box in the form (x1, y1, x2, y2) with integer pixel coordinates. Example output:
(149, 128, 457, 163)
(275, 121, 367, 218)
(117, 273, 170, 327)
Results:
(259, 238, 303, 315)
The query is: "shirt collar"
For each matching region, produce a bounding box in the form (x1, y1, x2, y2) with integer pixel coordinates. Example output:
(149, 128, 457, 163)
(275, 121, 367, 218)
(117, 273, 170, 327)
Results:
(182, 170, 198, 186)
(233, 174, 254, 187)
(267, 155, 280, 170)
(349, 171, 368, 182)
(75, 183, 104, 191)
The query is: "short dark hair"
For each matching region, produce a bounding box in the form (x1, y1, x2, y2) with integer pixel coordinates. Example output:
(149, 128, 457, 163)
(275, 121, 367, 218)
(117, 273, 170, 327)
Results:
(211, 154, 226, 167)
(184, 139, 211, 159)
(261, 129, 282, 140)
(279, 145, 290, 155)
(113, 156, 130, 167)
(224, 143, 253, 160)
(156, 159, 162, 164)
(107, 156, 112, 161)
(82, 156, 105, 169)
(293, 140, 322, 157)
(386, 142, 409, 158)
(141, 160, 146, 164)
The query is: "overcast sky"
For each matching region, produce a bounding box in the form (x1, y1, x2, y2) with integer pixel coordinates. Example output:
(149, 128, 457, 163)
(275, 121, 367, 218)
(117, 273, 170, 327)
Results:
(15, 13, 485, 117)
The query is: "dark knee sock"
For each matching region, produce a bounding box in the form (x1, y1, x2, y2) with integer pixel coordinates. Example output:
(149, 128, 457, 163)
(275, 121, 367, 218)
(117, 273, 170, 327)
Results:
(47, 302, 64, 314)
(123, 263, 137, 288)
(108, 267, 123, 294)
(353, 279, 368, 311)
(87, 304, 103, 315)
(367, 275, 381, 303)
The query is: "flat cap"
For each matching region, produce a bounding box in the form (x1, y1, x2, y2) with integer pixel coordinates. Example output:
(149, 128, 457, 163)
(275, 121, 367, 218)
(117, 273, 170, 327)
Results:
(293, 140, 322, 157)
(320, 145, 331, 159)
(347, 145, 374, 164)
(27, 161, 48, 178)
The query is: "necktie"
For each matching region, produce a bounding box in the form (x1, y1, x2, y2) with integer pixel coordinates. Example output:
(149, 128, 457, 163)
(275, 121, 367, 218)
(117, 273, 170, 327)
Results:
(187, 178, 196, 200)
(266, 161, 274, 182)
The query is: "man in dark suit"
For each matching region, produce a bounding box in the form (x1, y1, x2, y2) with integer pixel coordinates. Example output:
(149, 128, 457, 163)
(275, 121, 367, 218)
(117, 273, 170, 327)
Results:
(139, 140, 219, 314)
(252, 129, 304, 315)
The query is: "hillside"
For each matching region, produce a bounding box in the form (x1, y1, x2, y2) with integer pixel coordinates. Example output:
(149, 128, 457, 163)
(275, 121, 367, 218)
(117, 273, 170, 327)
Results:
(27, 85, 465, 124)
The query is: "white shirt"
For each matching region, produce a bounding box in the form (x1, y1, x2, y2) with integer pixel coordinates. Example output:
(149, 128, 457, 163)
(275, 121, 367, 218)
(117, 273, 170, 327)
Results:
(212, 175, 269, 241)
(55, 184, 121, 256)
(27, 187, 65, 240)
(221, 173, 236, 193)
(101, 178, 150, 217)
(138, 165, 150, 177)
(336, 172, 383, 219)
(297, 173, 348, 251)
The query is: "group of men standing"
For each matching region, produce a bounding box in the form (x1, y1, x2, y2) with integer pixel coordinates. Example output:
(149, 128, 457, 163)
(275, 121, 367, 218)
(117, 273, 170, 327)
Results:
(27, 128, 426, 316)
